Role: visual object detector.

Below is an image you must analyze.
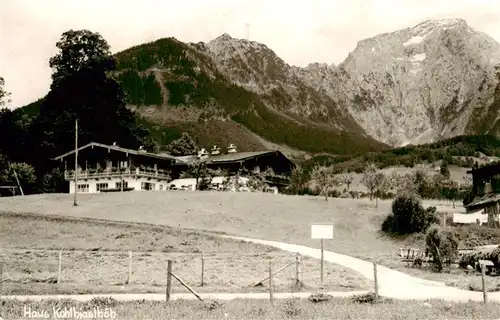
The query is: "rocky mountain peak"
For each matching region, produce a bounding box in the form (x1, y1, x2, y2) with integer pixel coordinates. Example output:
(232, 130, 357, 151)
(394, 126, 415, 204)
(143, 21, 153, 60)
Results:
(297, 18, 500, 147)
(203, 33, 365, 132)
(412, 18, 467, 31)
(206, 33, 292, 91)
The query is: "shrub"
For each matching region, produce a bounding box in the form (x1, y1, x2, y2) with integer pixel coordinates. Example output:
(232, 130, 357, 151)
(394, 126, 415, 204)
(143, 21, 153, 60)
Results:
(281, 298, 302, 317)
(381, 214, 395, 233)
(83, 297, 117, 310)
(308, 293, 333, 303)
(200, 300, 224, 311)
(382, 193, 438, 234)
(425, 226, 459, 272)
(351, 292, 392, 304)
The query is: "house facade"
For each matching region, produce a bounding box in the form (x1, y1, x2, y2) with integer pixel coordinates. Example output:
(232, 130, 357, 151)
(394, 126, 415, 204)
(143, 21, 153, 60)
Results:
(53, 142, 296, 194)
(53, 142, 177, 193)
(465, 163, 500, 227)
(172, 144, 296, 191)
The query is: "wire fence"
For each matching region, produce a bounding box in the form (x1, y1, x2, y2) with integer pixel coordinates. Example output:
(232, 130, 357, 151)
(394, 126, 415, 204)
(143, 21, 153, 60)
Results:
(0, 248, 329, 293)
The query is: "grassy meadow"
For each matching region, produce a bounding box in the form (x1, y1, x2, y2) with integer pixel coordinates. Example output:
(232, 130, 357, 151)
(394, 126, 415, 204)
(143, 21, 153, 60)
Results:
(0, 191, 499, 295)
(0, 212, 370, 295)
(2, 296, 500, 320)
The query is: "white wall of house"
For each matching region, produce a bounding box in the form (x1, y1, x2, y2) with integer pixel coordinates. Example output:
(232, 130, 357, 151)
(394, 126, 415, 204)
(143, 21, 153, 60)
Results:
(69, 176, 170, 194)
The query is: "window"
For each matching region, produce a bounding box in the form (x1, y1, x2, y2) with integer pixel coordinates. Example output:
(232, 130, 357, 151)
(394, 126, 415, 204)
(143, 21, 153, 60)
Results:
(141, 182, 155, 191)
(159, 184, 163, 191)
(120, 161, 128, 168)
(77, 184, 89, 192)
(96, 183, 108, 192)
(116, 181, 128, 189)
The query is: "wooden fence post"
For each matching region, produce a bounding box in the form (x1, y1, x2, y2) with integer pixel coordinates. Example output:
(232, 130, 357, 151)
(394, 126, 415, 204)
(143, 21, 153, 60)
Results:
(251, 260, 296, 287)
(201, 252, 205, 287)
(166, 260, 173, 302)
(57, 251, 62, 283)
(373, 262, 379, 302)
(269, 261, 274, 305)
(295, 253, 301, 286)
(481, 264, 487, 304)
(171, 273, 204, 301)
(0, 260, 3, 298)
(128, 251, 132, 284)
(320, 239, 325, 284)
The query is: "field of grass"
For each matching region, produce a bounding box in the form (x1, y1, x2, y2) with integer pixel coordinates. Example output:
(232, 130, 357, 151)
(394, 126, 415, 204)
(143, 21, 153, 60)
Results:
(1, 192, 499, 295)
(0, 212, 370, 295)
(2, 296, 500, 320)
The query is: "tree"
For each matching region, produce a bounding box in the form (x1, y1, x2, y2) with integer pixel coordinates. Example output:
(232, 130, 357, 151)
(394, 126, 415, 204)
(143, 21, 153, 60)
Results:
(0, 108, 32, 163)
(289, 166, 308, 194)
(425, 226, 459, 272)
(389, 170, 416, 195)
(439, 179, 459, 205)
(338, 171, 355, 191)
(32, 29, 149, 161)
(166, 132, 198, 156)
(184, 160, 209, 190)
(41, 167, 67, 193)
(360, 163, 386, 202)
(382, 193, 439, 234)
(373, 173, 390, 206)
(310, 165, 336, 201)
(440, 161, 450, 179)
(0, 162, 37, 194)
(0, 77, 11, 107)
(49, 29, 112, 88)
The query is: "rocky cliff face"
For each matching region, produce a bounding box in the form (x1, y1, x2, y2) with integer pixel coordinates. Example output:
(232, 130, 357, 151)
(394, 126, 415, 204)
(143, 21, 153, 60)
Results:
(200, 34, 364, 133)
(298, 18, 500, 146)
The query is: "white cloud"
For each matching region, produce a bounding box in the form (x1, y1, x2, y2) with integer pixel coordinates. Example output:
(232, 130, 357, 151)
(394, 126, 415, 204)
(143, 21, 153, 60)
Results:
(1, 0, 499, 108)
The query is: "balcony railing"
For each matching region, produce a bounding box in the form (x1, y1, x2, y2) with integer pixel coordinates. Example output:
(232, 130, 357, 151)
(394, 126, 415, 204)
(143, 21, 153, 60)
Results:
(64, 167, 171, 180)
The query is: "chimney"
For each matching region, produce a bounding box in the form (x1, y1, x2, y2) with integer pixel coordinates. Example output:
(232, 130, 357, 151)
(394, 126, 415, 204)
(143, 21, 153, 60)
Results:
(197, 148, 209, 159)
(211, 145, 221, 155)
(227, 143, 237, 154)
(113, 142, 117, 146)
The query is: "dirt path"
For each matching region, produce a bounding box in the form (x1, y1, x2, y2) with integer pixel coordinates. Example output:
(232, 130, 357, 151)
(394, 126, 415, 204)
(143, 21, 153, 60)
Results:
(222, 235, 500, 302)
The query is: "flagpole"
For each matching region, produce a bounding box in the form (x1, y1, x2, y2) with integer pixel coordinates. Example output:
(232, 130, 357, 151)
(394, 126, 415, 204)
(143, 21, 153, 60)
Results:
(74, 119, 78, 206)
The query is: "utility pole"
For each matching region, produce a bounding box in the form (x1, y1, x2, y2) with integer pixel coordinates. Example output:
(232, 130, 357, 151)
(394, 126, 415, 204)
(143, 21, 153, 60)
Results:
(73, 119, 78, 207)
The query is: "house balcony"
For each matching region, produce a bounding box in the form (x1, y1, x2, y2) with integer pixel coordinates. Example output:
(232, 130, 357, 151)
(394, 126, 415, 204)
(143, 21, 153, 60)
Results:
(64, 167, 171, 181)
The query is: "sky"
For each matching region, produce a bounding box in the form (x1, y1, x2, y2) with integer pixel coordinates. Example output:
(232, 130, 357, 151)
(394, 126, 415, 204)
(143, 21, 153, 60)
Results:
(1, 0, 500, 109)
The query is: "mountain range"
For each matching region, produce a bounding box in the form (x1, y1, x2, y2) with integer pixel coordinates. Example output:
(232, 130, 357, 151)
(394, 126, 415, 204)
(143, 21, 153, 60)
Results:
(20, 18, 500, 158)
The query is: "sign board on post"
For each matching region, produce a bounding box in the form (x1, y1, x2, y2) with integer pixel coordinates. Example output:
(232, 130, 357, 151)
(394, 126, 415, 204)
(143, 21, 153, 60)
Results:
(311, 223, 334, 285)
(311, 224, 334, 239)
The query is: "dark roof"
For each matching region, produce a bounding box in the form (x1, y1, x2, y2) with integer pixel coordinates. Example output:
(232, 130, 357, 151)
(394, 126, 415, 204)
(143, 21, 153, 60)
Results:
(209, 151, 276, 163)
(465, 193, 500, 208)
(467, 163, 500, 175)
(174, 150, 293, 165)
(52, 142, 178, 161)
